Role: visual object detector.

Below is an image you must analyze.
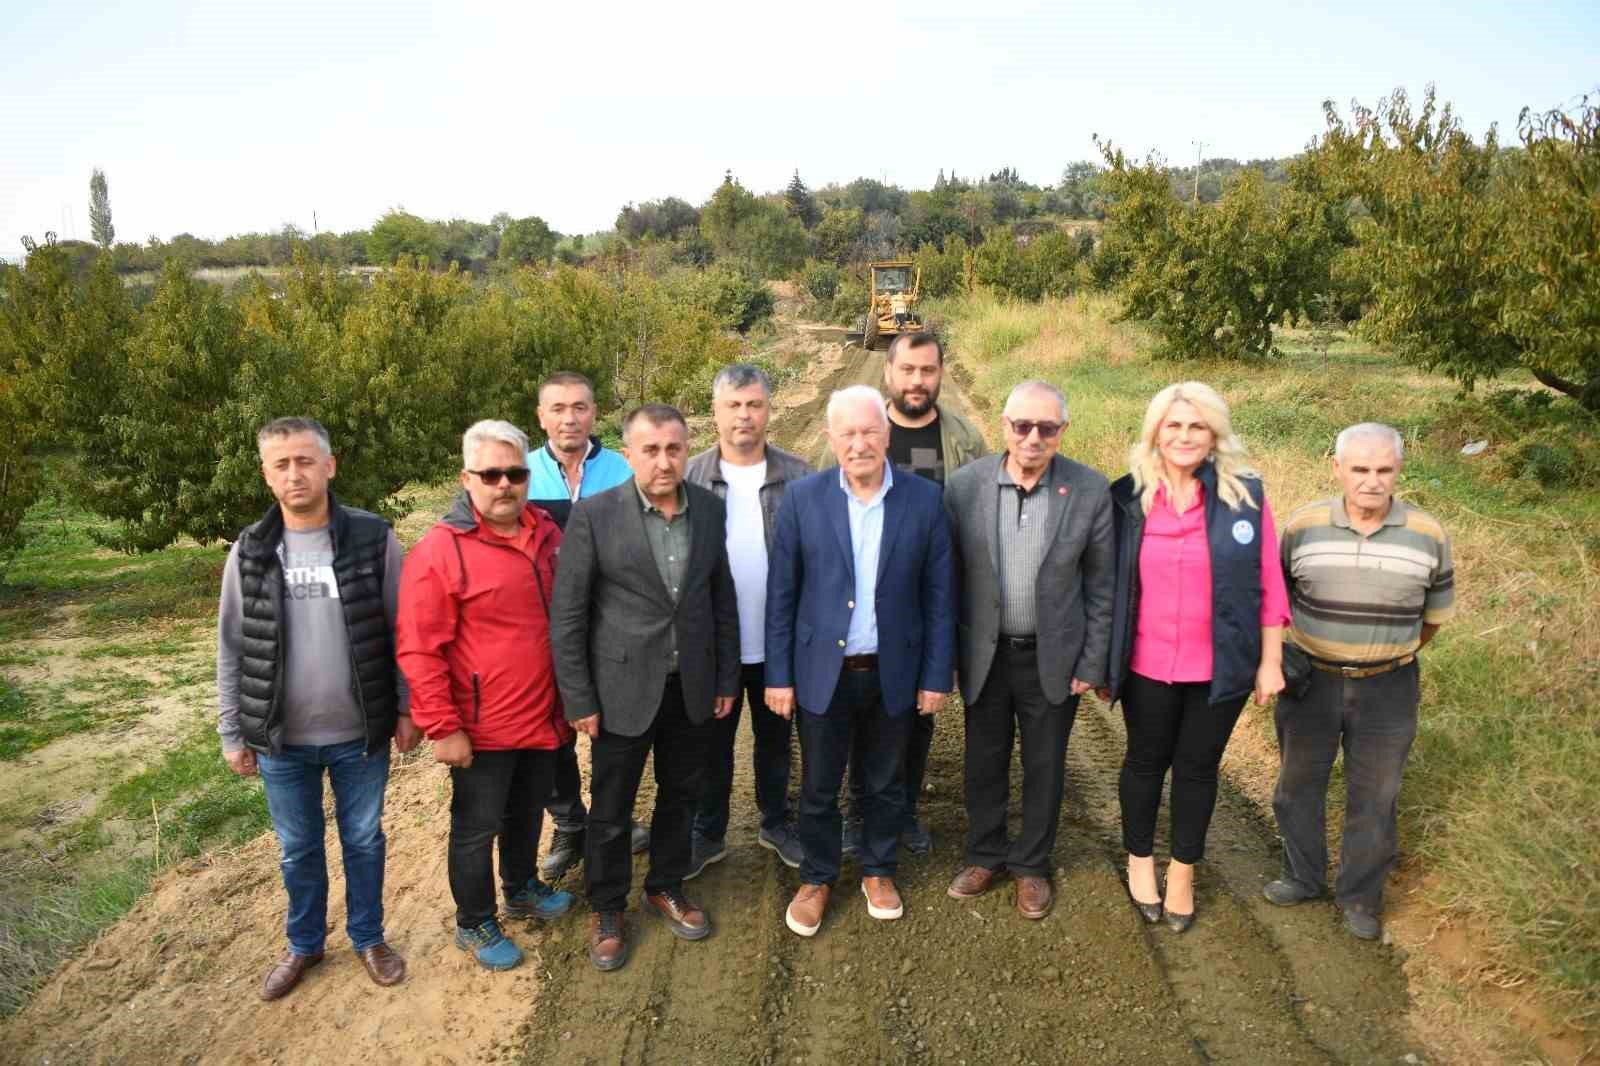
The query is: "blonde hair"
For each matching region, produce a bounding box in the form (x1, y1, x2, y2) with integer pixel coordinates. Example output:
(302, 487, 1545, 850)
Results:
(1129, 382, 1258, 515)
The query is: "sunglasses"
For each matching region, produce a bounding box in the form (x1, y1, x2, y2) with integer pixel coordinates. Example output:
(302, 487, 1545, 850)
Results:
(1005, 418, 1064, 440)
(466, 466, 530, 486)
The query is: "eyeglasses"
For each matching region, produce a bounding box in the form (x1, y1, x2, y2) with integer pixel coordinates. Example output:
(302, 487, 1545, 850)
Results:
(1005, 418, 1064, 440)
(466, 466, 530, 486)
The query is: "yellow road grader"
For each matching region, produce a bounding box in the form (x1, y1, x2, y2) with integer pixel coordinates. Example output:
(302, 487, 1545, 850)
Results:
(852, 259, 922, 350)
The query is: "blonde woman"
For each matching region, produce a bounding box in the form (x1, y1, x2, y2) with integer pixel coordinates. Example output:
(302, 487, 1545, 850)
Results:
(1102, 383, 1289, 932)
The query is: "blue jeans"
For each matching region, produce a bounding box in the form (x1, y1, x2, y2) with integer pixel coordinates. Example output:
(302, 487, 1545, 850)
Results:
(257, 738, 390, 955)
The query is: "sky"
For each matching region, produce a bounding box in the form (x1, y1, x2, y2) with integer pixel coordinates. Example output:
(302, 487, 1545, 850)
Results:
(3, 0, 1596, 261)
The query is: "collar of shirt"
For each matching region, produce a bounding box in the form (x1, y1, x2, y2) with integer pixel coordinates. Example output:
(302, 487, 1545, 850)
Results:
(1331, 495, 1408, 529)
(635, 480, 689, 518)
(836, 460, 893, 508)
(997, 455, 1052, 495)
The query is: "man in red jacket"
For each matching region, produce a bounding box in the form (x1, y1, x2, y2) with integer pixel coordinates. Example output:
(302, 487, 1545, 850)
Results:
(397, 419, 576, 972)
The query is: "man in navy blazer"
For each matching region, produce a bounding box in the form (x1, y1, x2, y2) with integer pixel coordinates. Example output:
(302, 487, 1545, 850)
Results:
(765, 385, 956, 938)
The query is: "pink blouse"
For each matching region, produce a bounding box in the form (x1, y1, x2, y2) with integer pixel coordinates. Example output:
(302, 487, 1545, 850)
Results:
(1129, 483, 1292, 684)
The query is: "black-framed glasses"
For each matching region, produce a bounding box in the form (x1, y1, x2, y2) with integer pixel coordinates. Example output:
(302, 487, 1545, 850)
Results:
(1005, 418, 1064, 440)
(466, 466, 530, 486)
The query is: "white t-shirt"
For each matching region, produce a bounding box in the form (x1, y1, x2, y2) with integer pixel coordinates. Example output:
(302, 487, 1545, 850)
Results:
(721, 459, 769, 665)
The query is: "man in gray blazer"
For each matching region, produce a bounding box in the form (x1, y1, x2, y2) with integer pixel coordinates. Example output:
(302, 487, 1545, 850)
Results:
(943, 380, 1115, 919)
(551, 404, 741, 972)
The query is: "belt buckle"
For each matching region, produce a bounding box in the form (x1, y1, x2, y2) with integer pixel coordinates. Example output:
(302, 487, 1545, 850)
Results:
(1340, 664, 1361, 678)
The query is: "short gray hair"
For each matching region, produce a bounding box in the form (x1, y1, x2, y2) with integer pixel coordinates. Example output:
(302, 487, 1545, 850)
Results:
(1003, 379, 1068, 422)
(257, 416, 331, 457)
(826, 385, 889, 428)
(462, 419, 529, 468)
(712, 363, 772, 399)
(1335, 422, 1404, 464)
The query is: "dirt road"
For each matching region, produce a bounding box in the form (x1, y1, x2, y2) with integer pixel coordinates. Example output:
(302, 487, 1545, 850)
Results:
(0, 333, 1423, 1066)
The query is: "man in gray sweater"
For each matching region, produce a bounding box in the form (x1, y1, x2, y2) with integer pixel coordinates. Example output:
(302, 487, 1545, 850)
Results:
(217, 417, 418, 1001)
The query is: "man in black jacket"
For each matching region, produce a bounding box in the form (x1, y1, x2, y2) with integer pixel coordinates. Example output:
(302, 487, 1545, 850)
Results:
(217, 417, 419, 1001)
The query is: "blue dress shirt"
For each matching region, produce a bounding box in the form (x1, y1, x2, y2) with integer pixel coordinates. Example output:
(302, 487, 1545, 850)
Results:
(840, 462, 893, 655)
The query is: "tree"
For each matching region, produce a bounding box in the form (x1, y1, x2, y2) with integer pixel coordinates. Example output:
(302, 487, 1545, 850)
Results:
(499, 216, 558, 265)
(1310, 88, 1600, 409)
(813, 207, 865, 265)
(1099, 142, 1339, 359)
(89, 169, 114, 249)
(785, 170, 820, 228)
(366, 210, 443, 266)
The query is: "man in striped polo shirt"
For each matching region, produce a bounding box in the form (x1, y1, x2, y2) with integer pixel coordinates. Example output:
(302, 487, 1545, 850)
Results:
(1265, 422, 1455, 941)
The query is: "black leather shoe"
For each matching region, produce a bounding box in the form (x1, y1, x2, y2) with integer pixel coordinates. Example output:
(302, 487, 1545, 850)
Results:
(1263, 879, 1319, 907)
(1126, 882, 1163, 924)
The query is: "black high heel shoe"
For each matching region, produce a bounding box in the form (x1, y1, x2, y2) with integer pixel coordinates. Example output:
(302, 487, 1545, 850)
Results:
(1125, 881, 1163, 924)
(1161, 876, 1194, 933)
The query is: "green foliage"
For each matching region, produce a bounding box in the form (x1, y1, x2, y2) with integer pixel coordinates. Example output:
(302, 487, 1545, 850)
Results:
(812, 207, 865, 265)
(366, 210, 444, 266)
(700, 175, 809, 278)
(1308, 88, 1600, 410)
(797, 259, 842, 303)
(669, 264, 774, 333)
(612, 271, 741, 411)
(88, 169, 113, 249)
(1098, 144, 1339, 359)
(1434, 389, 1600, 492)
(616, 198, 700, 242)
(913, 237, 969, 299)
(499, 216, 557, 265)
(784, 170, 820, 228)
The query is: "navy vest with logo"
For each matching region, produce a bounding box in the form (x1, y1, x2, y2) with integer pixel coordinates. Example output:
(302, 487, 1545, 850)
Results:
(1107, 461, 1264, 705)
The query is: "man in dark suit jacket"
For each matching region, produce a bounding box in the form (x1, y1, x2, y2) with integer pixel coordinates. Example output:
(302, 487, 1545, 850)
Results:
(766, 385, 956, 939)
(943, 380, 1115, 920)
(551, 404, 740, 973)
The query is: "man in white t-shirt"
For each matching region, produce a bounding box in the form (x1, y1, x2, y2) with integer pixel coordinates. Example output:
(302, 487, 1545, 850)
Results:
(683, 364, 814, 874)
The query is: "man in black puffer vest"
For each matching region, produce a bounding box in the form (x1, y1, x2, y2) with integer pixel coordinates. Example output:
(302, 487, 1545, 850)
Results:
(217, 417, 420, 1001)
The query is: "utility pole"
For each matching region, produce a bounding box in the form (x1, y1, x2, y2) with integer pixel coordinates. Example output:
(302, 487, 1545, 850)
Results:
(1191, 141, 1204, 205)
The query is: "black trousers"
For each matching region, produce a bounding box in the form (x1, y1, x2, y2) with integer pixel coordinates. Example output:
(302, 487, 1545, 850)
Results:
(796, 667, 913, 884)
(848, 710, 934, 826)
(1272, 661, 1419, 912)
(544, 740, 587, 833)
(963, 643, 1078, 877)
(1118, 673, 1247, 864)
(584, 677, 709, 912)
(448, 748, 556, 928)
(693, 662, 794, 841)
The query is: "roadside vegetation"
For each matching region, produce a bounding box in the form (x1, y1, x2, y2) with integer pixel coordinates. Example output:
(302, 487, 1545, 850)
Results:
(940, 290, 1600, 1035)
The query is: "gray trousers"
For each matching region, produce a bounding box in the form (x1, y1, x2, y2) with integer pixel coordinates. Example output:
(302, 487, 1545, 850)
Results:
(1272, 660, 1420, 913)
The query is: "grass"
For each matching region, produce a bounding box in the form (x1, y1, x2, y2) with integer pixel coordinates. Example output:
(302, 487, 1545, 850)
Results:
(942, 289, 1600, 1030)
(0, 490, 259, 1016)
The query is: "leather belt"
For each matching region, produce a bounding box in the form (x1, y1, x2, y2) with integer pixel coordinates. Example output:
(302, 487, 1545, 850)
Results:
(841, 653, 879, 672)
(999, 635, 1038, 650)
(1311, 654, 1415, 679)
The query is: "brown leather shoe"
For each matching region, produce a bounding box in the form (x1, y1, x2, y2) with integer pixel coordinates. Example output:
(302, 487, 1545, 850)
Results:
(260, 950, 323, 1001)
(589, 911, 628, 972)
(359, 943, 406, 987)
(947, 865, 1002, 900)
(785, 883, 830, 938)
(1016, 875, 1053, 919)
(861, 876, 904, 920)
(644, 890, 712, 941)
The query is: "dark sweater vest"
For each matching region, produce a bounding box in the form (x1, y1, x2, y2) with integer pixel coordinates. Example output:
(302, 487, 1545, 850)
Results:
(234, 496, 398, 755)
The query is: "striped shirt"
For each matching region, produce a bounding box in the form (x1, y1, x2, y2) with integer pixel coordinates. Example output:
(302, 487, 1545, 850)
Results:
(996, 461, 1054, 636)
(1281, 496, 1455, 663)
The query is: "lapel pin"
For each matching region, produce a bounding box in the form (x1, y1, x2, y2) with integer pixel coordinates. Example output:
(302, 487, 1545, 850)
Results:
(1058, 486, 1069, 495)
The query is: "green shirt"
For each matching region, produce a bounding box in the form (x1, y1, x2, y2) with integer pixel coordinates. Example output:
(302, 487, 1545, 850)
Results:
(636, 481, 692, 672)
